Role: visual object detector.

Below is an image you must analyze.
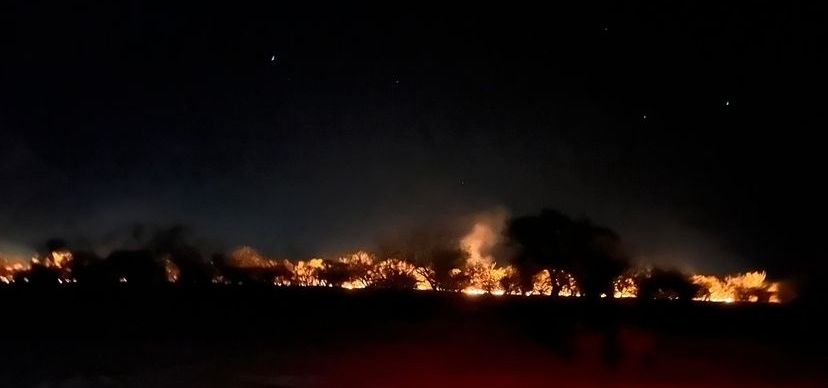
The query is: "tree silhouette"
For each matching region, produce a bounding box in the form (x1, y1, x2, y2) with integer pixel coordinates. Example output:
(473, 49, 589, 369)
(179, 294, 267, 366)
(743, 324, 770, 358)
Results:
(103, 250, 168, 285)
(637, 269, 701, 301)
(369, 259, 419, 290)
(415, 248, 469, 291)
(212, 253, 292, 285)
(338, 251, 375, 288)
(506, 209, 629, 298)
(500, 269, 523, 295)
(318, 260, 351, 287)
(69, 250, 106, 285)
(148, 225, 214, 285)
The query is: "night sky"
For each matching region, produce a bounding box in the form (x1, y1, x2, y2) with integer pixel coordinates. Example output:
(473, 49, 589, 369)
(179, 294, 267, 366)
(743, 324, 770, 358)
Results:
(1, 2, 823, 277)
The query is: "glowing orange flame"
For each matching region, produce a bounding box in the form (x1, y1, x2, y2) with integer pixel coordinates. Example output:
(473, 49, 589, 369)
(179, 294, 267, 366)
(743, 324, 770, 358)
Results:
(0, 245, 788, 304)
(613, 275, 638, 299)
(692, 271, 780, 303)
(163, 257, 180, 283)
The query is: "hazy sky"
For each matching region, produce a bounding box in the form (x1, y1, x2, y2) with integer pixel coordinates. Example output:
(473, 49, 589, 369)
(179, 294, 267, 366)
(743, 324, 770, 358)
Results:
(1, 2, 822, 276)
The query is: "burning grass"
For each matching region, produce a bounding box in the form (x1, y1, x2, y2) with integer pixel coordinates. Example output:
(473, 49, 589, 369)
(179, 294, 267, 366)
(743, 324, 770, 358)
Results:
(1, 247, 786, 304)
(0, 217, 789, 303)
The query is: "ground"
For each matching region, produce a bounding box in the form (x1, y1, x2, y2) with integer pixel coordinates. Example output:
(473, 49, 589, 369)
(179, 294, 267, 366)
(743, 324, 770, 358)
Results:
(1, 287, 825, 387)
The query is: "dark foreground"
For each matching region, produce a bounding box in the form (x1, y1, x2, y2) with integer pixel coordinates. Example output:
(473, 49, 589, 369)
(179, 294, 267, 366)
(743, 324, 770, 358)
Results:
(1, 287, 826, 387)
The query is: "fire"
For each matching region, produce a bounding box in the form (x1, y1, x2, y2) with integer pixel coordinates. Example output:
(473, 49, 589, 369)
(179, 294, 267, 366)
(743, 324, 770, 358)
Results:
(454, 215, 583, 297)
(0, 243, 788, 304)
(691, 271, 780, 303)
(371, 258, 431, 290)
(29, 249, 73, 269)
(458, 214, 514, 296)
(1, 259, 29, 284)
(533, 269, 580, 297)
(462, 262, 510, 295)
(338, 251, 375, 288)
(163, 257, 180, 283)
(613, 274, 639, 298)
(292, 258, 326, 287)
(49, 249, 73, 268)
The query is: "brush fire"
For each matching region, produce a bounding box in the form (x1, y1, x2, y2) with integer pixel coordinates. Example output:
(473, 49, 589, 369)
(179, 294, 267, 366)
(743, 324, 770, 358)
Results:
(0, 220, 789, 303)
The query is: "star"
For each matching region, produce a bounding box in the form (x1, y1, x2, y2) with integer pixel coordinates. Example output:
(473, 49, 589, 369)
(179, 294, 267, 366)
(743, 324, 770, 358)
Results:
(642, 114, 647, 119)
(724, 100, 730, 106)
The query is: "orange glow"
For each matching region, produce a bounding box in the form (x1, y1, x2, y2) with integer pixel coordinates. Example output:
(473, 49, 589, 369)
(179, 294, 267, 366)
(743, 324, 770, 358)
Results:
(1, 257, 30, 284)
(461, 262, 511, 296)
(0, 245, 788, 304)
(337, 251, 375, 288)
(163, 257, 180, 283)
(691, 271, 780, 303)
(613, 275, 638, 298)
(293, 258, 326, 287)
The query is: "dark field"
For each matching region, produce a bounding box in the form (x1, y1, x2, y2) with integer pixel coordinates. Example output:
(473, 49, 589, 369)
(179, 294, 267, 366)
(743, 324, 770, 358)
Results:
(2, 287, 826, 387)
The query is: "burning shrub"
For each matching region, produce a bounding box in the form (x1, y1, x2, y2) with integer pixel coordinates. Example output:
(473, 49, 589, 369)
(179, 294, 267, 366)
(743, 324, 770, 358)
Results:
(369, 259, 422, 290)
(613, 273, 638, 298)
(691, 271, 781, 303)
(338, 251, 375, 288)
(440, 268, 471, 293)
(463, 262, 510, 295)
(318, 261, 351, 288)
(293, 259, 327, 287)
(414, 248, 469, 291)
(500, 267, 523, 295)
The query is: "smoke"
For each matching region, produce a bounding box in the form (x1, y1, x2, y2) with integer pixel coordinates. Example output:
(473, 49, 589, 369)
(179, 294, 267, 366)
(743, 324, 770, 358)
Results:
(459, 208, 509, 266)
(10, 223, 225, 263)
(0, 241, 34, 265)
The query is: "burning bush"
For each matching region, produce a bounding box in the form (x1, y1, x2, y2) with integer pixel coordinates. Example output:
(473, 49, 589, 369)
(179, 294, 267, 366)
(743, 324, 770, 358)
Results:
(0, 218, 789, 304)
(691, 271, 781, 303)
(369, 259, 427, 290)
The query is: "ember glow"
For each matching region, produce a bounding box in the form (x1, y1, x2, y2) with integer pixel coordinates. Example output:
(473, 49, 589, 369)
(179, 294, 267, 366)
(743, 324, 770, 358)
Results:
(458, 215, 513, 296)
(691, 271, 783, 303)
(1, 259, 28, 284)
(613, 275, 638, 299)
(3, 249, 77, 285)
(0, 248, 786, 303)
(0, 217, 788, 305)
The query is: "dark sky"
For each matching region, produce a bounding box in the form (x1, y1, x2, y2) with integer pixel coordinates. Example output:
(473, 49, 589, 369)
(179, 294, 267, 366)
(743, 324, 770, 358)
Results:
(1, 2, 823, 276)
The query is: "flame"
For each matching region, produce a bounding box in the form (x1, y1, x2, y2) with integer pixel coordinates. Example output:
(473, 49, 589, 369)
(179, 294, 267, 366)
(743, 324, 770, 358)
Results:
(371, 258, 431, 290)
(49, 249, 73, 269)
(0, 244, 788, 304)
(1, 257, 30, 284)
(613, 275, 638, 298)
(462, 262, 510, 295)
(163, 257, 180, 283)
(531, 269, 580, 297)
(691, 271, 779, 303)
(338, 251, 375, 288)
(293, 258, 326, 287)
(458, 213, 513, 296)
